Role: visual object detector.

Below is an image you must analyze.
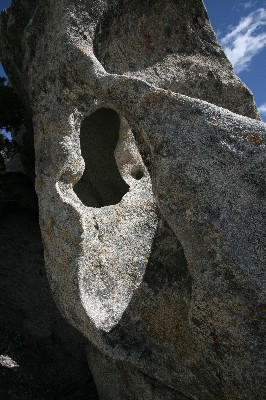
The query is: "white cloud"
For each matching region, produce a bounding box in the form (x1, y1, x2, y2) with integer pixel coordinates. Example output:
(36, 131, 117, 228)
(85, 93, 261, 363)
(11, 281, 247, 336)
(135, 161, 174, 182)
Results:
(220, 8, 266, 73)
(244, 2, 254, 9)
(258, 103, 266, 116)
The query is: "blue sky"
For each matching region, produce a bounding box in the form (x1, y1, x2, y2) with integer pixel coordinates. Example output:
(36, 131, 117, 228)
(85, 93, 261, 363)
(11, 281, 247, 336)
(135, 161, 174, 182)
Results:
(204, 0, 266, 121)
(0, 0, 266, 121)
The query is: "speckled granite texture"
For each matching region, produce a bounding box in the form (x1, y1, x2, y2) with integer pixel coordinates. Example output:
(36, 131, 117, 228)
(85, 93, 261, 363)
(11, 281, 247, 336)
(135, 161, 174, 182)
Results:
(1, 1, 265, 399)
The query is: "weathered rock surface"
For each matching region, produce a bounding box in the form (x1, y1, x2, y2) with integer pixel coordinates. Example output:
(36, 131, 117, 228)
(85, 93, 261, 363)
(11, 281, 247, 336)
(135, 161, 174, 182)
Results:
(1, 1, 265, 399)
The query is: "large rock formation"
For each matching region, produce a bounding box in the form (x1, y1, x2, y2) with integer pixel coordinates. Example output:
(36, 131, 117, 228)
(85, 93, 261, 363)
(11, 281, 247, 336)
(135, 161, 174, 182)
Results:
(1, 1, 265, 399)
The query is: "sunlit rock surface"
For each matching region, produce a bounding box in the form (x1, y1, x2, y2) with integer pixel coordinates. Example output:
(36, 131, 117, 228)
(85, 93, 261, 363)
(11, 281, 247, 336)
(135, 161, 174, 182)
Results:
(1, 1, 265, 399)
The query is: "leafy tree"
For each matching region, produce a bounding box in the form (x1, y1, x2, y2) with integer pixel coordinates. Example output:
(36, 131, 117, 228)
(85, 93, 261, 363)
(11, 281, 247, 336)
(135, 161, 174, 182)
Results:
(0, 76, 23, 132)
(0, 76, 22, 171)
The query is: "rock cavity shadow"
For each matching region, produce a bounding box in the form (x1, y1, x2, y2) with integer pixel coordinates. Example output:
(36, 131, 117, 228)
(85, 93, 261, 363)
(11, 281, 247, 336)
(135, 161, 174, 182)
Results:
(74, 108, 129, 207)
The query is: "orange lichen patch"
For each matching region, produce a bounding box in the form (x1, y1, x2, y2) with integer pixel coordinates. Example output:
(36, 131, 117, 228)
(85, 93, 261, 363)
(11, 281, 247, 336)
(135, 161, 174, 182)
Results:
(142, 295, 194, 352)
(144, 90, 168, 107)
(154, 3, 165, 17)
(254, 304, 266, 320)
(242, 131, 264, 145)
(209, 330, 220, 344)
(203, 224, 225, 251)
(142, 31, 154, 52)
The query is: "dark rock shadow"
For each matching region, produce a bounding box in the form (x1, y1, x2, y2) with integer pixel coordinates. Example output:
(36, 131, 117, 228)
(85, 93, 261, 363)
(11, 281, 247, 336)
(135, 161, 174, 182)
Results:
(0, 172, 98, 400)
(94, 0, 209, 74)
(87, 214, 193, 398)
(74, 108, 129, 208)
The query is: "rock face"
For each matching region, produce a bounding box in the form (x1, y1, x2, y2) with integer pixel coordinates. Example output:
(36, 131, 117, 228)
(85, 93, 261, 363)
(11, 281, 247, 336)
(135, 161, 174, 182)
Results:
(1, 1, 265, 399)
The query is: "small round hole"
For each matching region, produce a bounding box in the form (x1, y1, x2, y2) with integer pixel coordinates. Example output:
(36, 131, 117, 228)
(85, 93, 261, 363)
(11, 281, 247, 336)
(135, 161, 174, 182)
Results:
(132, 168, 144, 180)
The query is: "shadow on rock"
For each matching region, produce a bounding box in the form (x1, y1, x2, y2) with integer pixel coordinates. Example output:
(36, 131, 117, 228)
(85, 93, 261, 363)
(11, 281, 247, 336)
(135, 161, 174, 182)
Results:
(0, 172, 98, 400)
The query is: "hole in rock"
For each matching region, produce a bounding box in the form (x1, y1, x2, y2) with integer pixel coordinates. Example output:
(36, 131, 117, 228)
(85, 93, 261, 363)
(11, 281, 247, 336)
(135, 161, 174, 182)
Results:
(74, 108, 129, 207)
(131, 167, 144, 180)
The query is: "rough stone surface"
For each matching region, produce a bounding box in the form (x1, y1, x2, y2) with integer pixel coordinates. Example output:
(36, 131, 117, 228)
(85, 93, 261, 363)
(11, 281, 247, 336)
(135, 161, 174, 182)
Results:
(1, 1, 265, 399)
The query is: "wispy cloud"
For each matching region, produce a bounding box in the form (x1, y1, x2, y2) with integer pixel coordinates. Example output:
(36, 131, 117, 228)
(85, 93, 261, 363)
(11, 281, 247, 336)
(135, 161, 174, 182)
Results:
(244, 2, 254, 9)
(232, 0, 258, 14)
(258, 103, 266, 116)
(220, 8, 266, 73)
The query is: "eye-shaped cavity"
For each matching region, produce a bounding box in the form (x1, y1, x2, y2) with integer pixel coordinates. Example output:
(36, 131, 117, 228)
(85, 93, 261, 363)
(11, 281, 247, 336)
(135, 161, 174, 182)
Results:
(74, 108, 130, 207)
(73, 109, 158, 331)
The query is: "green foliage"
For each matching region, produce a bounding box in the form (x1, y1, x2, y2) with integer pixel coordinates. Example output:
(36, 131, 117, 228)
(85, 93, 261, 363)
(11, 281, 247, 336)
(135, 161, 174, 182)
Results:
(0, 132, 16, 158)
(0, 77, 23, 132)
(0, 132, 17, 172)
(0, 77, 22, 171)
